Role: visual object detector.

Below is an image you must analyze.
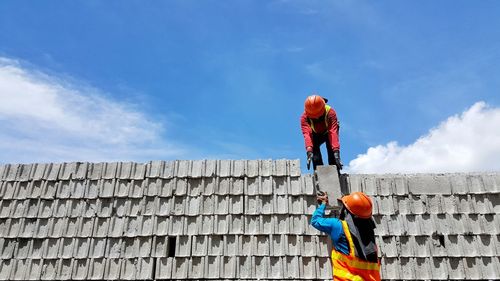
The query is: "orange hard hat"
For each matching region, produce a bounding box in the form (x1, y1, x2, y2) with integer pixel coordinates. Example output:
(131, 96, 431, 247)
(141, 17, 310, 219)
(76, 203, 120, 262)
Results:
(341, 192, 373, 219)
(304, 95, 325, 118)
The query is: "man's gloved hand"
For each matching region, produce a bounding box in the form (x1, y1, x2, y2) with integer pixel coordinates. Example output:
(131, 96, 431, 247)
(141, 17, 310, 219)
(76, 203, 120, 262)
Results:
(333, 150, 343, 170)
(307, 151, 313, 162)
(317, 191, 329, 205)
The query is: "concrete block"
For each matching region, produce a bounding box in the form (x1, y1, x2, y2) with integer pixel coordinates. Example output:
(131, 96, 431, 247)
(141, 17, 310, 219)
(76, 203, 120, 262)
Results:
(268, 257, 284, 278)
(188, 256, 204, 279)
(408, 174, 452, 195)
(155, 257, 172, 279)
(2, 182, 16, 199)
(200, 215, 213, 235)
(15, 238, 30, 259)
(93, 217, 109, 238)
(273, 176, 288, 195)
(317, 235, 330, 257)
(192, 235, 208, 256)
(301, 256, 317, 279)
(273, 159, 288, 176)
(119, 259, 138, 280)
(4, 164, 19, 181)
(229, 214, 244, 234)
(26, 259, 42, 280)
(152, 236, 168, 257)
(43, 238, 60, 259)
(132, 163, 146, 180)
(7, 218, 22, 238)
(284, 256, 299, 279)
(290, 215, 306, 235)
(202, 177, 215, 195)
(246, 160, 259, 177)
(0, 238, 15, 259)
(303, 195, 316, 215)
(399, 257, 416, 280)
(59, 237, 75, 258)
(301, 235, 317, 257)
(40, 259, 58, 280)
(362, 175, 377, 195)
(271, 234, 285, 256)
(255, 256, 269, 279)
(232, 178, 244, 195)
(46, 163, 62, 181)
(14, 182, 30, 199)
(217, 178, 230, 195)
(289, 159, 301, 177)
(123, 238, 138, 258)
(129, 179, 144, 198)
(186, 196, 201, 216)
(239, 235, 253, 256)
(261, 215, 273, 234)
(115, 179, 132, 197)
(287, 235, 301, 256)
(99, 179, 115, 198)
(156, 197, 171, 216)
(275, 215, 290, 234)
(302, 175, 315, 195)
(161, 161, 175, 179)
(255, 235, 270, 256)
(449, 173, 469, 194)
(380, 257, 398, 280)
(79, 218, 95, 238)
(260, 159, 272, 177)
(74, 237, 91, 258)
(224, 235, 238, 256)
(187, 216, 198, 235)
(431, 257, 448, 280)
(123, 216, 141, 237)
(205, 256, 220, 278)
(237, 256, 253, 279)
(169, 216, 185, 235)
(289, 177, 302, 195)
(146, 160, 163, 178)
(468, 174, 487, 194)
(246, 177, 259, 196)
(107, 217, 125, 237)
(218, 160, 231, 177)
(38, 181, 59, 200)
(275, 195, 289, 214)
(176, 160, 190, 178)
(261, 195, 274, 214)
(215, 215, 229, 234)
(262, 177, 275, 195)
(229, 195, 244, 214)
(221, 256, 237, 278)
(88, 258, 105, 280)
(106, 238, 122, 258)
(176, 235, 192, 257)
(104, 258, 121, 280)
(245, 195, 258, 215)
(482, 173, 500, 193)
(102, 162, 118, 179)
(59, 162, 78, 180)
(85, 180, 99, 199)
(172, 257, 189, 279)
(11, 200, 26, 218)
(215, 195, 229, 215)
(289, 196, 304, 215)
(172, 196, 186, 215)
(233, 160, 245, 177)
(208, 235, 224, 256)
(144, 178, 159, 197)
(0, 200, 13, 218)
(72, 259, 89, 280)
(317, 256, 333, 279)
(188, 178, 203, 196)
(479, 257, 499, 280)
(87, 163, 103, 180)
(189, 160, 204, 178)
(24, 199, 41, 219)
(143, 197, 155, 217)
(89, 238, 106, 258)
(245, 215, 260, 234)
(316, 166, 342, 207)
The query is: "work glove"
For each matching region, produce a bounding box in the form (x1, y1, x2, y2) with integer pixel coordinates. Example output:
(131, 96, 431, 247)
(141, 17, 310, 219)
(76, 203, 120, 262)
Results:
(317, 191, 329, 205)
(307, 151, 313, 162)
(333, 150, 343, 170)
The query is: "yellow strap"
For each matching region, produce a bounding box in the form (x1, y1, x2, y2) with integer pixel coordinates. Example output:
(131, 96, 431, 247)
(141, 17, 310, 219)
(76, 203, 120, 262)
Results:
(341, 220, 356, 257)
(309, 105, 331, 133)
(334, 268, 365, 281)
(331, 251, 380, 271)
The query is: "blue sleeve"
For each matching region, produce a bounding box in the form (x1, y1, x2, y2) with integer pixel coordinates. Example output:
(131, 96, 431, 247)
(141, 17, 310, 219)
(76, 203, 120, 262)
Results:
(310, 203, 349, 254)
(310, 203, 338, 233)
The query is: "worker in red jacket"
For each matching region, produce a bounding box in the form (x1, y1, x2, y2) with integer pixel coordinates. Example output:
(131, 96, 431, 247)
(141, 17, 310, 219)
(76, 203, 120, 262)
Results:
(300, 94, 342, 170)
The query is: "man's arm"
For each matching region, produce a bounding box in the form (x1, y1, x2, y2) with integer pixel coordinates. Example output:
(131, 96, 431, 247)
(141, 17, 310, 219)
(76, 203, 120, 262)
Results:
(310, 203, 339, 234)
(300, 113, 314, 151)
(326, 108, 340, 151)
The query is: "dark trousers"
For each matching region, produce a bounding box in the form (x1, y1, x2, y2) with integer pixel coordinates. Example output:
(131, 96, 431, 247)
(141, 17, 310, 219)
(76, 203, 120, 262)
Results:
(312, 132, 336, 170)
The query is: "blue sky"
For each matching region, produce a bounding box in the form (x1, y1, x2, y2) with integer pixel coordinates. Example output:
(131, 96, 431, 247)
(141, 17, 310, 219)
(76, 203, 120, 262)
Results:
(1, 1, 500, 173)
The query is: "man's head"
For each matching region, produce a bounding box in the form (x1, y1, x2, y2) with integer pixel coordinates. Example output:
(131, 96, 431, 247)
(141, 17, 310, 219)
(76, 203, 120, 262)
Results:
(339, 192, 373, 219)
(304, 94, 326, 118)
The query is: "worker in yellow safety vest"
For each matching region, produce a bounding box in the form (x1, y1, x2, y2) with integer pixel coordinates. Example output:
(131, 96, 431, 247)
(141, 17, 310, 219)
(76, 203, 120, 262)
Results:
(311, 191, 381, 281)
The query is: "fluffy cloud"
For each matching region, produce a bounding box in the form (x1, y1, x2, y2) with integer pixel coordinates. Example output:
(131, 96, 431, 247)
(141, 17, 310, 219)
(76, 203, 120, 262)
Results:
(0, 57, 184, 163)
(347, 101, 500, 173)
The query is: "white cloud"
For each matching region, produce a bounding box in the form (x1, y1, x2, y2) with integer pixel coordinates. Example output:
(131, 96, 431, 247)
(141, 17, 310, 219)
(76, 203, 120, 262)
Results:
(0, 57, 185, 163)
(347, 101, 500, 173)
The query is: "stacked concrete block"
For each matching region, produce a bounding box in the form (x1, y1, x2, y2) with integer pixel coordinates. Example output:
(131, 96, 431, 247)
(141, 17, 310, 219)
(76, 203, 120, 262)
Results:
(1, 160, 330, 280)
(349, 173, 500, 280)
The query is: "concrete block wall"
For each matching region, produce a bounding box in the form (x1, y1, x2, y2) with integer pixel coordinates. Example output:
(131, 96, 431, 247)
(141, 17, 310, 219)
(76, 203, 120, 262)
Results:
(0, 161, 499, 280)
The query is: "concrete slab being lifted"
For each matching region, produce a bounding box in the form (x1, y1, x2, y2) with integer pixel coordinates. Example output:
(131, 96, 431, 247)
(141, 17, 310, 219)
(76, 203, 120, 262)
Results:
(315, 165, 346, 209)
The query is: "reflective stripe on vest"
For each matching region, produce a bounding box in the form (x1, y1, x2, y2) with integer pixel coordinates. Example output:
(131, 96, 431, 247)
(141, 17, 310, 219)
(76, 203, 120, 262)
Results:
(309, 105, 331, 133)
(330, 220, 381, 281)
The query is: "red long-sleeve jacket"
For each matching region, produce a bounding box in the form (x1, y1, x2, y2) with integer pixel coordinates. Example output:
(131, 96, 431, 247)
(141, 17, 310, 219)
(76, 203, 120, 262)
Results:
(301, 106, 340, 152)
